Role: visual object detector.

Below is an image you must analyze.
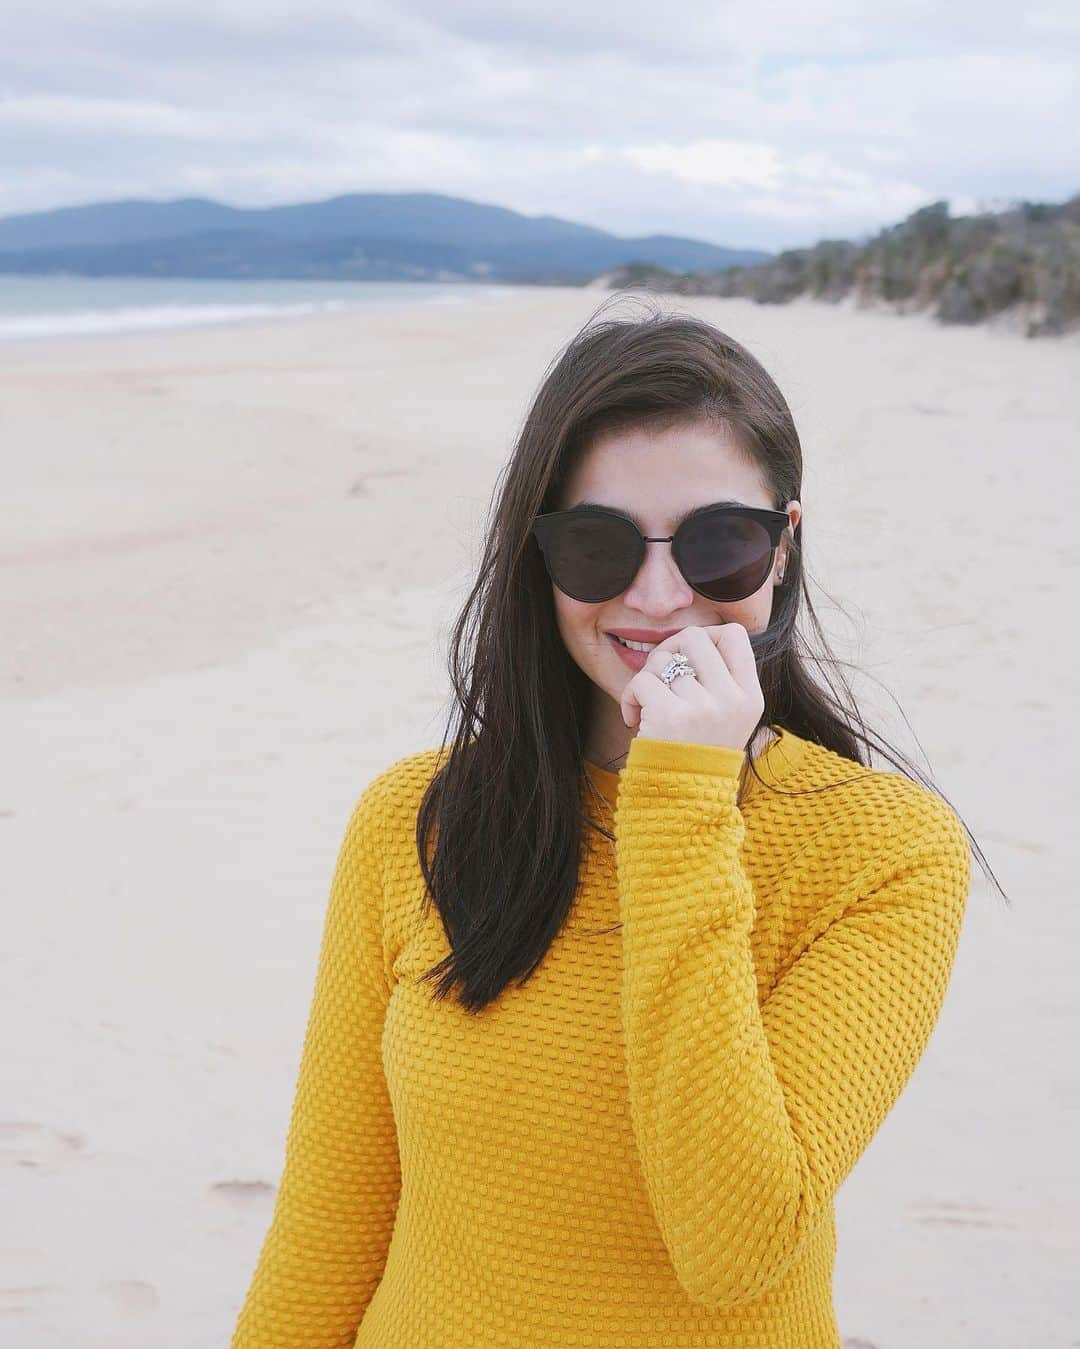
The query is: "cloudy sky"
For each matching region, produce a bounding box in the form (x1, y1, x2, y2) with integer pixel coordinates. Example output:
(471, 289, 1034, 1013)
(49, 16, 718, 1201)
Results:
(3, 0, 1078, 249)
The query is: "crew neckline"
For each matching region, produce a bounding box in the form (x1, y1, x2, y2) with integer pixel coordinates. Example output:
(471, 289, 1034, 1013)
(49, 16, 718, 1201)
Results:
(583, 724, 811, 808)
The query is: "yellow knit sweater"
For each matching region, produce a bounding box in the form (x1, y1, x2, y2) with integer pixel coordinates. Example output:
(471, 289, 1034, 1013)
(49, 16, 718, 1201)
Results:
(230, 726, 971, 1348)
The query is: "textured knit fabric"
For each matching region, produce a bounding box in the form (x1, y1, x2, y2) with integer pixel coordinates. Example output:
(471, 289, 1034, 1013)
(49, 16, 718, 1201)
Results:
(230, 725, 971, 1348)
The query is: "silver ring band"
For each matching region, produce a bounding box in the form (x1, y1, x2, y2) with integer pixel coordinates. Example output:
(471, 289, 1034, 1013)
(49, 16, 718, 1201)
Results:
(659, 651, 697, 685)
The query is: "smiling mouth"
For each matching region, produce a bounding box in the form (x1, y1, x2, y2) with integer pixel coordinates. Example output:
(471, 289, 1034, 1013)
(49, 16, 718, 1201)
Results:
(610, 634, 658, 652)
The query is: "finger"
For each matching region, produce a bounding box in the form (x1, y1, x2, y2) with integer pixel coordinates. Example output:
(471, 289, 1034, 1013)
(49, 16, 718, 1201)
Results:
(620, 670, 660, 729)
(709, 623, 760, 697)
(646, 626, 735, 698)
(620, 664, 684, 726)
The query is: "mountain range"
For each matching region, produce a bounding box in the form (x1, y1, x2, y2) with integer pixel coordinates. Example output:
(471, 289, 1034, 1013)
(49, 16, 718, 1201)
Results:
(0, 192, 770, 284)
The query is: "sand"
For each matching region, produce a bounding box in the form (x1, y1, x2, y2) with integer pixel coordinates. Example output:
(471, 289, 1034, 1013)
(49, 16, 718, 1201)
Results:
(1, 285, 1076, 1347)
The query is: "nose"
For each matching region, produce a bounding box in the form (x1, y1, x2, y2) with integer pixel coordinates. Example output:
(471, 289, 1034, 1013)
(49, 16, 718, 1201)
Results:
(620, 537, 694, 611)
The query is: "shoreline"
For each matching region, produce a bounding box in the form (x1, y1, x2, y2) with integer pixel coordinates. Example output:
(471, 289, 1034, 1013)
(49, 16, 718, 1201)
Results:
(2, 275, 1076, 353)
(0, 277, 533, 346)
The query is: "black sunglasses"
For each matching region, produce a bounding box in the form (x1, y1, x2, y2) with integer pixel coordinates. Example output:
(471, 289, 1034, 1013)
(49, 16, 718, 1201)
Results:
(529, 502, 792, 604)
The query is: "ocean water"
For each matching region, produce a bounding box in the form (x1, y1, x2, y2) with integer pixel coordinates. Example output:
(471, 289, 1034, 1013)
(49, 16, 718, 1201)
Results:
(0, 275, 522, 341)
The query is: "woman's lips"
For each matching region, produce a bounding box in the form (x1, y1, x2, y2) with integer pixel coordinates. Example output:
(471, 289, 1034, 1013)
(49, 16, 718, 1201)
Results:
(607, 632, 651, 671)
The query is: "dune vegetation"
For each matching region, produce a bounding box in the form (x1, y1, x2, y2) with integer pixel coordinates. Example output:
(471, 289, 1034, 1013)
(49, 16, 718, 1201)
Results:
(605, 196, 1080, 338)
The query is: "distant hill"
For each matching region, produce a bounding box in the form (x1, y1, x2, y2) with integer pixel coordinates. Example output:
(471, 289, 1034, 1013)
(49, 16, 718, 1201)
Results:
(0, 192, 770, 284)
(600, 195, 1080, 338)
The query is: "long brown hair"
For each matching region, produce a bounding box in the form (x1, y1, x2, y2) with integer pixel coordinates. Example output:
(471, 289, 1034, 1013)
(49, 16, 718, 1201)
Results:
(413, 293, 1007, 1015)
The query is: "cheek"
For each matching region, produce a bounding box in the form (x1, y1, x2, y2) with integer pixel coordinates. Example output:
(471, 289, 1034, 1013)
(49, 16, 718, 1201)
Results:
(551, 589, 577, 644)
(553, 591, 604, 650)
(726, 583, 773, 630)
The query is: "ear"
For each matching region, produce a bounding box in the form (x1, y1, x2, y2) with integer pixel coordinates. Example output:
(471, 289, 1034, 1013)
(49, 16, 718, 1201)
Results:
(775, 539, 788, 586)
(776, 503, 799, 585)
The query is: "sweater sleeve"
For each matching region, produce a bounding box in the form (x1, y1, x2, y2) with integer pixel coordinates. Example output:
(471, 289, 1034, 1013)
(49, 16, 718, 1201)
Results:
(231, 784, 401, 1348)
(613, 734, 971, 1310)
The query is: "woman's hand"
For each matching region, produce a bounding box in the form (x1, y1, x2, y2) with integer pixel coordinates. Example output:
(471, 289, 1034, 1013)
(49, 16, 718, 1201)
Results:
(619, 623, 765, 754)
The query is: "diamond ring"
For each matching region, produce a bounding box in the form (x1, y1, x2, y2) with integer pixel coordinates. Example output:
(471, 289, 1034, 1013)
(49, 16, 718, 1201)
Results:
(659, 651, 697, 685)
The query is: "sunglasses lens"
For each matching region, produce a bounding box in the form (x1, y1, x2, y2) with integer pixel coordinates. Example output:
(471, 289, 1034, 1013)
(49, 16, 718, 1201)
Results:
(547, 514, 638, 601)
(678, 513, 774, 601)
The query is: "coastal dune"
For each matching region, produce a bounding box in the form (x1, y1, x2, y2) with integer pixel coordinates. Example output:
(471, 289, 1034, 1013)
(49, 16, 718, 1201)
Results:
(1, 285, 1075, 1347)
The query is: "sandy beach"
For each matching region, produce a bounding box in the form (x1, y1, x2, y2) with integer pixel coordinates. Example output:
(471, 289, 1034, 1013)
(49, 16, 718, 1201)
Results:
(2, 285, 1077, 1347)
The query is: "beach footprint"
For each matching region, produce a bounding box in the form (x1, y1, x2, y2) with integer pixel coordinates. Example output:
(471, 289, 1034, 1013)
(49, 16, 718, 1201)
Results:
(208, 1178, 275, 1213)
(98, 1279, 159, 1317)
(0, 1282, 60, 1318)
(907, 1197, 1018, 1231)
(0, 1120, 91, 1173)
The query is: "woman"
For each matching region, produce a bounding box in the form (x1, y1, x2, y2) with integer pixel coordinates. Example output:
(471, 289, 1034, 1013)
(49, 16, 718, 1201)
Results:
(231, 297, 1003, 1348)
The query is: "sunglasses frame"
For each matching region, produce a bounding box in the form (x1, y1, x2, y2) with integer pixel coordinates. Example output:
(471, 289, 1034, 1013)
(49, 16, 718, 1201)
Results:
(529, 503, 793, 604)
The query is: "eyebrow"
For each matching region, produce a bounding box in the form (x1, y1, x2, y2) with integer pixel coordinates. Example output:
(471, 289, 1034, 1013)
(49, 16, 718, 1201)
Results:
(566, 499, 750, 526)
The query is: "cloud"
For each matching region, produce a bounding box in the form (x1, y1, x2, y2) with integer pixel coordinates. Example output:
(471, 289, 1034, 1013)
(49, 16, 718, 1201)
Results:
(621, 143, 785, 193)
(615, 142, 930, 228)
(0, 0, 1076, 249)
